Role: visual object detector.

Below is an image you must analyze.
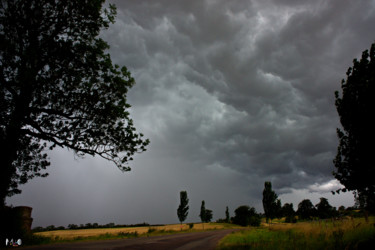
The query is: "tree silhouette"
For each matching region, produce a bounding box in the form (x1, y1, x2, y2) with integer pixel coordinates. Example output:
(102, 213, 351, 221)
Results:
(232, 205, 260, 227)
(297, 199, 315, 220)
(199, 200, 213, 229)
(282, 203, 295, 223)
(200, 200, 206, 224)
(177, 191, 189, 225)
(205, 209, 213, 222)
(0, 0, 150, 205)
(333, 42, 375, 212)
(262, 181, 281, 223)
(225, 206, 230, 223)
(316, 197, 333, 219)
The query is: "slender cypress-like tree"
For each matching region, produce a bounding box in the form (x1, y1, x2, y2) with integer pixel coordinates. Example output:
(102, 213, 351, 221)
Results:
(225, 206, 230, 223)
(262, 181, 281, 223)
(200, 200, 206, 229)
(177, 191, 189, 226)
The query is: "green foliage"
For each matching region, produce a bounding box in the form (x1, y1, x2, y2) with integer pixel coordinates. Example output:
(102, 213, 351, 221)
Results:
(199, 200, 213, 223)
(282, 203, 296, 223)
(46, 225, 56, 231)
(354, 191, 375, 213)
(225, 206, 230, 223)
(147, 228, 157, 234)
(262, 182, 281, 222)
(68, 224, 78, 230)
(316, 197, 334, 219)
(21, 234, 53, 246)
(0, 0, 149, 204)
(177, 191, 189, 224)
(297, 199, 316, 220)
(333, 42, 375, 212)
(232, 205, 261, 227)
(200, 200, 206, 223)
(284, 216, 297, 223)
(205, 209, 213, 222)
(117, 231, 139, 238)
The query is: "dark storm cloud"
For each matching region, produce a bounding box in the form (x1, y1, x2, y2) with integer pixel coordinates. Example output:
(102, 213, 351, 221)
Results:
(103, 0, 375, 202)
(7, 0, 374, 226)
(105, 0, 375, 190)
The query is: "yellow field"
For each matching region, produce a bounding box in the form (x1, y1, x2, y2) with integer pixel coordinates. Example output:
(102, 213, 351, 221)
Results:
(35, 223, 229, 240)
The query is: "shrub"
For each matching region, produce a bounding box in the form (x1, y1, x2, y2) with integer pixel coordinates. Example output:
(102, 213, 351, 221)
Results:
(233, 206, 261, 227)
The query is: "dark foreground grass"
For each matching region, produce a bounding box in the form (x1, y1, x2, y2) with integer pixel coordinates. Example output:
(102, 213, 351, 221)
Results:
(218, 217, 375, 250)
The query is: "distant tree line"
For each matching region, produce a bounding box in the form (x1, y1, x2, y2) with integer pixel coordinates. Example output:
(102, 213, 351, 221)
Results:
(32, 222, 153, 232)
(261, 181, 362, 223)
(176, 191, 261, 227)
(35, 184, 362, 233)
(176, 186, 359, 229)
(195, 181, 359, 227)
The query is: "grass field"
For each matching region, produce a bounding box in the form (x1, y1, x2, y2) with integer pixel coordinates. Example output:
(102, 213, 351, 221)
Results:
(218, 217, 375, 250)
(34, 222, 237, 241)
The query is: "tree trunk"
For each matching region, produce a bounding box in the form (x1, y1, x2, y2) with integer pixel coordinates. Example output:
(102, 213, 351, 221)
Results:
(0, 131, 21, 244)
(0, 132, 19, 207)
(0, 92, 31, 206)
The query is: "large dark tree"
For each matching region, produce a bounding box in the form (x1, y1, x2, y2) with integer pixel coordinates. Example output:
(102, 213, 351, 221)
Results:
(0, 0, 150, 205)
(262, 181, 281, 223)
(282, 203, 295, 223)
(333, 42, 375, 212)
(315, 197, 333, 219)
(297, 199, 315, 220)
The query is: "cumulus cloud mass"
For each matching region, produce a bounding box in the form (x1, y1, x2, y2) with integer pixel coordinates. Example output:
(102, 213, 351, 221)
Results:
(8, 0, 375, 227)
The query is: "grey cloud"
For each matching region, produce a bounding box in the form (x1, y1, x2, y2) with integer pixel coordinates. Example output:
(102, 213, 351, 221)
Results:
(102, 0, 374, 205)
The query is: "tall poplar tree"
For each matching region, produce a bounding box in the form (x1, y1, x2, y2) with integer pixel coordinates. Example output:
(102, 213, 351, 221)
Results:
(177, 191, 189, 225)
(225, 206, 230, 223)
(262, 181, 281, 223)
(199, 200, 206, 229)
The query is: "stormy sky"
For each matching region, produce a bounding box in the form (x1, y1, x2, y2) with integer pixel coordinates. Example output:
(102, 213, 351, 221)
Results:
(7, 0, 375, 227)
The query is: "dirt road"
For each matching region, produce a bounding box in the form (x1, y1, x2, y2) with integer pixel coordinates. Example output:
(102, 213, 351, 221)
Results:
(25, 229, 238, 249)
